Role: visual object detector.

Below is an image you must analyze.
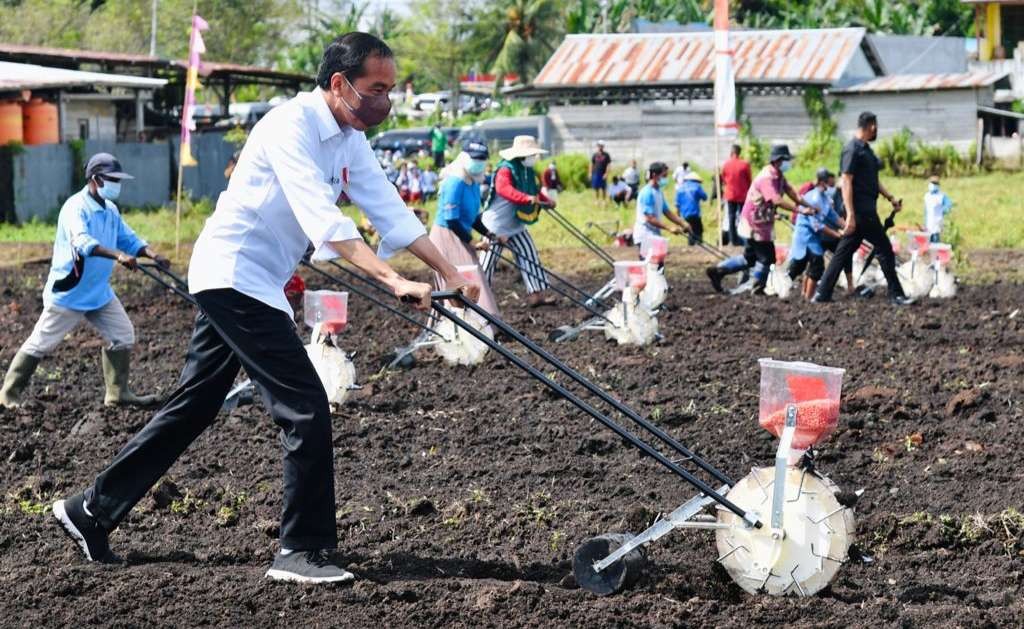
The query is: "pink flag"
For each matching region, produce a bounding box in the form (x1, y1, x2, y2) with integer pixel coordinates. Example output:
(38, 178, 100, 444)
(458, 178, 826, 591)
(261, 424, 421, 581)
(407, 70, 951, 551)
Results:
(180, 14, 210, 167)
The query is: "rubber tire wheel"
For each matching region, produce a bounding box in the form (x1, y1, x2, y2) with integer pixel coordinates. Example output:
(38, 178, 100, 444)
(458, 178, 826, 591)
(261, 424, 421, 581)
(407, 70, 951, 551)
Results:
(572, 534, 646, 596)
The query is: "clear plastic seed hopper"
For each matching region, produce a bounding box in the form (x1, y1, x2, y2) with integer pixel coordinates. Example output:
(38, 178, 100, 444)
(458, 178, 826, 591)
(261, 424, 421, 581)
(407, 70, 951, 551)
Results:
(303, 290, 357, 408)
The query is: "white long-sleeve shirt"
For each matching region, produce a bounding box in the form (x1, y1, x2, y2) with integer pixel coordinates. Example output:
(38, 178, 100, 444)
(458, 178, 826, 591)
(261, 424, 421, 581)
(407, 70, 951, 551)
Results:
(189, 88, 426, 316)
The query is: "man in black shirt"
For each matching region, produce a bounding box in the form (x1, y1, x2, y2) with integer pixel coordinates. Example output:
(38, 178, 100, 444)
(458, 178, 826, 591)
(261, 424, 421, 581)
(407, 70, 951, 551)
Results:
(813, 111, 911, 305)
(589, 141, 611, 205)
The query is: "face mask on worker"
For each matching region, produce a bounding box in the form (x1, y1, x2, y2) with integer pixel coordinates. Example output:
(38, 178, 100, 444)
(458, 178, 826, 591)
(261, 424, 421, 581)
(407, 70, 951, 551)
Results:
(780, 160, 792, 173)
(96, 178, 122, 201)
(658, 176, 669, 187)
(338, 74, 392, 128)
(928, 182, 940, 193)
(523, 156, 537, 168)
(466, 159, 486, 177)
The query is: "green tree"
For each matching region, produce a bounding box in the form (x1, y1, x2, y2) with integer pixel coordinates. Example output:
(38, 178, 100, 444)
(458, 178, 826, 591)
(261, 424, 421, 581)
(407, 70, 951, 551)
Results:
(279, 2, 369, 77)
(394, 0, 478, 111)
(475, 0, 562, 85)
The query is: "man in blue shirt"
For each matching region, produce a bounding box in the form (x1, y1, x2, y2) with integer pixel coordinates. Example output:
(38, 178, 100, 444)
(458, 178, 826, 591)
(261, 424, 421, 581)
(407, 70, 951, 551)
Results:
(675, 171, 708, 246)
(0, 153, 169, 408)
(633, 162, 687, 249)
(788, 168, 844, 300)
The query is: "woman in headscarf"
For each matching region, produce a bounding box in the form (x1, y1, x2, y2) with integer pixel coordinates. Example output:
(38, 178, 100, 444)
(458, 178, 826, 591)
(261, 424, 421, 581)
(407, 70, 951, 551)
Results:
(428, 140, 499, 315)
(479, 135, 556, 307)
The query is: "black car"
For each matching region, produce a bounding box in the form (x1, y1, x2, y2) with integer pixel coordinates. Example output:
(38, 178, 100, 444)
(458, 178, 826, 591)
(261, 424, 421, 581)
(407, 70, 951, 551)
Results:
(370, 126, 462, 157)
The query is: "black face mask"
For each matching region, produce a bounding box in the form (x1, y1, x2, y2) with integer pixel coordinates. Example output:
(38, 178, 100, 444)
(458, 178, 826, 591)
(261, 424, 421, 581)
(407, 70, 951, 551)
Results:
(338, 75, 392, 128)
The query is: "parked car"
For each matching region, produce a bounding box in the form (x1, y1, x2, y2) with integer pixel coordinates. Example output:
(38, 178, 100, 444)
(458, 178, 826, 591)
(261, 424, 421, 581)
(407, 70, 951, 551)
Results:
(370, 126, 462, 157)
(411, 91, 481, 115)
(456, 116, 547, 152)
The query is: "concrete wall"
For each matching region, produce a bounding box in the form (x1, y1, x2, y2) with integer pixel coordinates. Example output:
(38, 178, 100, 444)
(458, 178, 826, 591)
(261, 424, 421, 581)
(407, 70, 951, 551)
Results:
(62, 101, 117, 142)
(831, 88, 989, 149)
(548, 96, 812, 170)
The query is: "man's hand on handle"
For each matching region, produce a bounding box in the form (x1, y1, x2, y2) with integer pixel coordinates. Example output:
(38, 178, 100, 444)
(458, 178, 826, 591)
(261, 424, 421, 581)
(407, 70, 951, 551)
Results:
(441, 271, 481, 304)
(116, 252, 138, 270)
(393, 278, 433, 311)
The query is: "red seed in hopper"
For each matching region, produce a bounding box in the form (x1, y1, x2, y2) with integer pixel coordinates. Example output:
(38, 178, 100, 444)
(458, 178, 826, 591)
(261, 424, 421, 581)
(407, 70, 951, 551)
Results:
(760, 398, 841, 450)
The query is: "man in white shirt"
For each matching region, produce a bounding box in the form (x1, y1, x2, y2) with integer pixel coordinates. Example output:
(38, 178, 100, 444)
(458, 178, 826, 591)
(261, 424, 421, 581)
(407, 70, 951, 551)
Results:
(53, 32, 479, 585)
(622, 159, 640, 197)
(673, 162, 692, 189)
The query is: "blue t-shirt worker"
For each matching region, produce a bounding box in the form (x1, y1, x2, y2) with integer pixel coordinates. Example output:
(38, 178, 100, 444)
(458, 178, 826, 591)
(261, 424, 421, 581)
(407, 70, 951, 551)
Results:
(675, 171, 708, 246)
(787, 168, 845, 300)
(0, 152, 170, 409)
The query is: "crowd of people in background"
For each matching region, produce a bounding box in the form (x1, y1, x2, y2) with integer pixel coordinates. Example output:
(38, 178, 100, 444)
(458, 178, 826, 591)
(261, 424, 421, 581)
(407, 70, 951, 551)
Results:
(371, 110, 949, 310)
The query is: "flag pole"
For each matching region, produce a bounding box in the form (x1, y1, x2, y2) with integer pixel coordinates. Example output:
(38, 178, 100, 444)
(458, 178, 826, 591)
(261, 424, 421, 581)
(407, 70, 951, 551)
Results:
(175, 0, 200, 263)
(713, 131, 723, 248)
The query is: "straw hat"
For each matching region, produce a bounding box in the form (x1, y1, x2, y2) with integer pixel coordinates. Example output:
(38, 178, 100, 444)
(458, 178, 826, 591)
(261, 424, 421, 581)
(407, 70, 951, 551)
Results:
(684, 172, 703, 182)
(499, 135, 548, 160)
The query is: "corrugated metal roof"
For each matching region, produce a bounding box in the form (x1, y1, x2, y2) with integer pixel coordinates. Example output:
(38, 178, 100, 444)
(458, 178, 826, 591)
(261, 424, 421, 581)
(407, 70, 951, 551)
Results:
(0, 43, 311, 82)
(832, 70, 1009, 93)
(533, 28, 867, 88)
(0, 61, 168, 91)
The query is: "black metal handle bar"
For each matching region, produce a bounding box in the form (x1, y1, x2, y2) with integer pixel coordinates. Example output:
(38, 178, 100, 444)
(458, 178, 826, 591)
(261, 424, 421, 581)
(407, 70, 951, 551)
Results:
(138, 264, 197, 306)
(494, 253, 614, 324)
(543, 206, 616, 267)
(300, 261, 443, 340)
(143, 263, 190, 291)
(449, 290, 734, 488)
(326, 259, 391, 295)
(428, 291, 753, 525)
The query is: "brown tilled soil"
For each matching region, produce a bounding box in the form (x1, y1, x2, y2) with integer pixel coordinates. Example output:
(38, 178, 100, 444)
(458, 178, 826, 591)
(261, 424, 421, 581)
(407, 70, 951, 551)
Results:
(1, 256, 1023, 628)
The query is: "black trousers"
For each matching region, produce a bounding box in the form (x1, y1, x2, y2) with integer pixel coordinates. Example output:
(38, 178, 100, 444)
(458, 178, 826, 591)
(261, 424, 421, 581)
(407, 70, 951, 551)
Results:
(788, 253, 824, 281)
(84, 288, 336, 551)
(723, 201, 745, 246)
(821, 237, 853, 276)
(685, 216, 703, 246)
(817, 214, 904, 300)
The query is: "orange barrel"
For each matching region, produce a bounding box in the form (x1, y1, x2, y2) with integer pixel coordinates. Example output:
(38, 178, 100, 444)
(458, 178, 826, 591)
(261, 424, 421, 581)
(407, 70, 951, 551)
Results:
(0, 101, 23, 145)
(22, 98, 59, 145)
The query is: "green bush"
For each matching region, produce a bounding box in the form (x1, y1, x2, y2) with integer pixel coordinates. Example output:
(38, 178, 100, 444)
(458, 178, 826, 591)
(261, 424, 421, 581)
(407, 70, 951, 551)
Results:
(876, 128, 973, 177)
(541, 153, 590, 192)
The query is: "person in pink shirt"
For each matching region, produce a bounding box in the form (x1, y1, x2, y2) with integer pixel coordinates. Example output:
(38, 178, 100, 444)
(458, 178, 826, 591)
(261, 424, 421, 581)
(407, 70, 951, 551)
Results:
(706, 144, 812, 294)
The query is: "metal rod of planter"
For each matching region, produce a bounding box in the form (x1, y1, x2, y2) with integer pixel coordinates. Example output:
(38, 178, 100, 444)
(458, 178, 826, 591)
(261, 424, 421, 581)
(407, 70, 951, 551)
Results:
(429, 291, 745, 514)
(301, 261, 443, 340)
(501, 252, 615, 310)
(138, 264, 197, 306)
(543, 206, 617, 267)
(495, 253, 614, 324)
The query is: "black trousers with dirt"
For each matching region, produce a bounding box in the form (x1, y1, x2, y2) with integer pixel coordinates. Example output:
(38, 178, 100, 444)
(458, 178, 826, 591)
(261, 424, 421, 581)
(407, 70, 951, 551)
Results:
(83, 288, 337, 551)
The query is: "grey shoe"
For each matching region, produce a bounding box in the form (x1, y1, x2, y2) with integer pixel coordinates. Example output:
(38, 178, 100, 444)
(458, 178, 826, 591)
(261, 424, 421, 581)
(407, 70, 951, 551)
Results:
(0, 351, 41, 408)
(265, 550, 355, 584)
(102, 348, 159, 407)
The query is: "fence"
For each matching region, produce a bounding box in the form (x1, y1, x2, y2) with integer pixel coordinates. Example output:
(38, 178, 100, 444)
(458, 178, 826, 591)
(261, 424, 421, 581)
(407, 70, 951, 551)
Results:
(0, 130, 236, 224)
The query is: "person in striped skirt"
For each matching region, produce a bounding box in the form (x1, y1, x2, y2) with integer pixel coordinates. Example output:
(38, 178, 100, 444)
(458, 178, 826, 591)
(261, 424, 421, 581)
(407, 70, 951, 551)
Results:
(479, 136, 556, 307)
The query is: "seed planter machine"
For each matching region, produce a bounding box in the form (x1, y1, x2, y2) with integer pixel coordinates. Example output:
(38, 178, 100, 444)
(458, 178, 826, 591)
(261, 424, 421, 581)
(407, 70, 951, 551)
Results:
(426, 290, 856, 596)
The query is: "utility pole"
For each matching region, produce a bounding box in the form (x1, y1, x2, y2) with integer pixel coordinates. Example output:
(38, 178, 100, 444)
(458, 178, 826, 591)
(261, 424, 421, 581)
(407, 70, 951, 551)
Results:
(600, 0, 609, 33)
(149, 0, 158, 56)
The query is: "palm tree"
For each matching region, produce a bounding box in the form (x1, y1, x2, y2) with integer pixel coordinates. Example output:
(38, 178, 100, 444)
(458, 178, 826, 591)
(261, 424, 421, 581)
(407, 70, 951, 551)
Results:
(479, 0, 563, 85)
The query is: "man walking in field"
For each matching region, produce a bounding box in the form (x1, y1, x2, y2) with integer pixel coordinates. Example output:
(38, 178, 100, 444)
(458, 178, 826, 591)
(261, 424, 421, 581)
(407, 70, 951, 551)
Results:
(813, 111, 911, 305)
(52, 32, 479, 584)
